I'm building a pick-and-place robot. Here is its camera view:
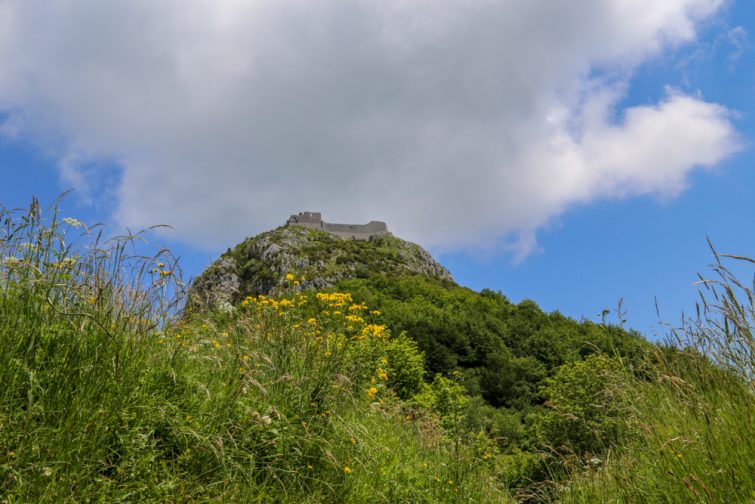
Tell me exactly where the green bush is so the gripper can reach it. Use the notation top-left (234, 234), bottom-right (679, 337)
top-left (531, 354), bottom-right (630, 457)
top-left (381, 332), bottom-right (426, 399)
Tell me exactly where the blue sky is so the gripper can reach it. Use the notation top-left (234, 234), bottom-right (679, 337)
top-left (1, 1), bottom-right (754, 338)
top-left (444, 1), bottom-right (755, 334)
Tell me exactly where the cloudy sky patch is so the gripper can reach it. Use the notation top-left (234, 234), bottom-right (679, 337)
top-left (0, 0), bottom-right (739, 254)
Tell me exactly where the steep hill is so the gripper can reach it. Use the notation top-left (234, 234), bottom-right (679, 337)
top-left (191, 221), bottom-right (649, 448)
top-left (190, 225), bottom-right (454, 308)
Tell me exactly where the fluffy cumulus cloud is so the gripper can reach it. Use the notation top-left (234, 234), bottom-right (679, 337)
top-left (0, 0), bottom-right (740, 254)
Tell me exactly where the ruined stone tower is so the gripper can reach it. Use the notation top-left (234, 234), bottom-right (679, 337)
top-left (286, 212), bottom-right (391, 240)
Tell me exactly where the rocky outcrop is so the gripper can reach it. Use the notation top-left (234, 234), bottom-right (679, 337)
top-left (189, 225), bottom-right (454, 309)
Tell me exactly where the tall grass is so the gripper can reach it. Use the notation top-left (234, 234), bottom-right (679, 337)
top-left (0, 201), bottom-right (506, 502)
top-left (0, 199), bottom-right (186, 500)
top-left (560, 250), bottom-right (755, 503)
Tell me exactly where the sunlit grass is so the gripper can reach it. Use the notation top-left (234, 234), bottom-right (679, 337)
top-left (559, 250), bottom-right (755, 503)
top-left (2, 199), bottom-right (752, 503)
top-left (0, 200), bottom-right (506, 502)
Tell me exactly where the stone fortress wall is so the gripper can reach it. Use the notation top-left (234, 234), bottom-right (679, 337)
top-left (286, 212), bottom-right (391, 240)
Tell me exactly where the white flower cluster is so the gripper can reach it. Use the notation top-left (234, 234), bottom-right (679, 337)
top-left (217, 301), bottom-right (235, 314)
top-left (62, 217), bottom-right (85, 229)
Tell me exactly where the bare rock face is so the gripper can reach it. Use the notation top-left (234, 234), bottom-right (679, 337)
top-left (189, 225), bottom-right (454, 309)
top-left (188, 257), bottom-right (239, 309)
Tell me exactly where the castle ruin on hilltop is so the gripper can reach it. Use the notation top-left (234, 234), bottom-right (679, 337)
top-left (286, 212), bottom-right (391, 241)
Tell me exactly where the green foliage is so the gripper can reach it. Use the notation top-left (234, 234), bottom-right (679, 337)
top-left (531, 354), bottom-right (630, 456)
top-left (4, 200), bottom-right (753, 503)
top-left (0, 202), bottom-right (506, 502)
top-left (208, 224), bottom-right (651, 472)
top-left (463, 397), bottom-right (526, 449)
top-left (381, 332), bottom-right (426, 399)
top-left (337, 274), bottom-right (648, 457)
top-left (411, 374), bottom-right (469, 433)
top-left (559, 253), bottom-right (755, 503)
top-left (480, 351), bottom-right (547, 408)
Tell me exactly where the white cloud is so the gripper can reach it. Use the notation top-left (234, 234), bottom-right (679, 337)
top-left (0, 0), bottom-right (740, 254)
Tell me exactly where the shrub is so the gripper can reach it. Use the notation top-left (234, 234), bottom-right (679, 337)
top-left (532, 354), bottom-right (630, 457)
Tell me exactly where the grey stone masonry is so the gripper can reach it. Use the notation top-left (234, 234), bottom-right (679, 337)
top-left (286, 211), bottom-right (392, 240)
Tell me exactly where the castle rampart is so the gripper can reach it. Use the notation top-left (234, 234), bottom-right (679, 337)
top-left (286, 212), bottom-right (391, 240)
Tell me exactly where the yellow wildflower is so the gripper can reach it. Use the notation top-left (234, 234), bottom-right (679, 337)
top-left (315, 292), bottom-right (353, 307)
top-left (362, 324), bottom-right (386, 338)
top-left (344, 466), bottom-right (352, 474)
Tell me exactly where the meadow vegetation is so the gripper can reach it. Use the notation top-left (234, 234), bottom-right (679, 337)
top-left (0, 200), bottom-right (752, 502)
top-left (0, 201), bottom-right (503, 502)
top-left (559, 250), bottom-right (755, 503)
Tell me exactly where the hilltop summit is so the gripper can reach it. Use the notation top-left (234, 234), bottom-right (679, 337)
top-left (190, 215), bottom-right (453, 309)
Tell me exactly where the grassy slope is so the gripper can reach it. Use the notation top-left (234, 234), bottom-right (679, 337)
top-left (0, 205), bottom-right (505, 502)
top-left (1, 203), bottom-right (753, 503)
top-left (560, 256), bottom-right (755, 503)
top-left (563, 362), bottom-right (754, 503)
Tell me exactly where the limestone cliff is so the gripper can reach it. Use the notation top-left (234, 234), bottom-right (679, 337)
top-left (190, 225), bottom-right (455, 309)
